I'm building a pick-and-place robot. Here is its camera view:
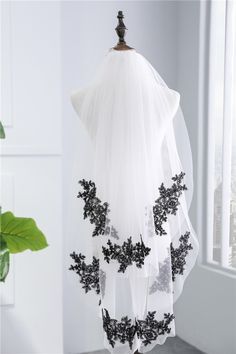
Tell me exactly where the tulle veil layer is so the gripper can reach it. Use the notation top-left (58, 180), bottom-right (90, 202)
top-left (70, 48), bottom-right (199, 354)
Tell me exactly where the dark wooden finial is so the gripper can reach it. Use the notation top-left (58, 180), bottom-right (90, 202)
top-left (113, 11), bottom-right (133, 51)
top-left (116, 11), bottom-right (126, 45)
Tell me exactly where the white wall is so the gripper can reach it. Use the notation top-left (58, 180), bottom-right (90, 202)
top-left (0, 2), bottom-right (63, 353)
top-left (61, 2), bottom-right (179, 353)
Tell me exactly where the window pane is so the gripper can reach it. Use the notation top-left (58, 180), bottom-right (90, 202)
top-left (210, 0), bottom-right (236, 269)
top-left (211, 1), bottom-right (225, 264)
top-left (229, 27), bottom-right (236, 269)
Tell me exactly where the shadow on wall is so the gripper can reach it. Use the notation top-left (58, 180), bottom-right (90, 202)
top-left (1, 307), bottom-right (35, 354)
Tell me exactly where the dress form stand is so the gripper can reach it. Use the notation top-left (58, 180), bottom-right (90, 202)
top-left (113, 11), bottom-right (134, 51)
top-left (114, 10), bottom-right (140, 354)
top-left (70, 10), bottom-right (134, 133)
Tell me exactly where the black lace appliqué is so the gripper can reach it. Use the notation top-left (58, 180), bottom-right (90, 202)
top-left (153, 172), bottom-right (187, 236)
top-left (102, 309), bottom-right (136, 349)
top-left (102, 237), bottom-right (151, 273)
top-left (69, 252), bottom-right (100, 294)
top-left (149, 232), bottom-right (193, 294)
top-left (77, 179), bottom-right (119, 239)
top-left (171, 231), bottom-right (193, 281)
top-left (102, 308), bottom-right (175, 349)
top-left (149, 257), bottom-right (171, 294)
top-left (136, 311), bottom-right (175, 346)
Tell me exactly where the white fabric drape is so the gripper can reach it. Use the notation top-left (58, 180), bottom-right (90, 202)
top-left (70, 49), bottom-right (199, 354)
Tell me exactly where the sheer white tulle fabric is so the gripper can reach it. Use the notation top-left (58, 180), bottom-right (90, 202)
top-left (71, 49), bottom-right (199, 354)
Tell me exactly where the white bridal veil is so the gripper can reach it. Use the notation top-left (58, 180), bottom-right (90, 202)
top-left (70, 48), bottom-right (199, 354)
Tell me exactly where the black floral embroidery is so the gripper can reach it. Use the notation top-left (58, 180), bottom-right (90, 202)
top-left (171, 231), bottom-right (193, 281)
top-left (102, 308), bottom-right (175, 349)
top-left (77, 179), bottom-right (110, 237)
top-left (78, 179), bottom-right (119, 239)
top-left (153, 172), bottom-right (187, 236)
top-left (102, 309), bottom-right (136, 349)
top-left (149, 257), bottom-right (171, 294)
top-left (69, 252), bottom-right (100, 294)
top-left (136, 311), bottom-right (175, 346)
top-left (78, 172), bottom-right (187, 239)
top-left (149, 232), bottom-right (193, 293)
top-left (102, 237), bottom-right (151, 273)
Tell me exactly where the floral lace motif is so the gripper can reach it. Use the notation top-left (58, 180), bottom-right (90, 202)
top-left (69, 252), bottom-right (100, 294)
top-left (102, 308), bottom-right (175, 349)
top-left (102, 309), bottom-right (136, 349)
top-left (99, 269), bottom-right (106, 298)
top-left (149, 232), bottom-right (193, 294)
top-left (171, 231), bottom-right (193, 281)
top-left (153, 172), bottom-right (187, 236)
top-left (102, 237), bottom-right (151, 273)
top-left (78, 179), bottom-right (119, 238)
top-left (136, 311), bottom-right (175, 346)
top-left (149, 257), bottom-right (171, 294)
top-left (78, 172), bottom-right (187, 239)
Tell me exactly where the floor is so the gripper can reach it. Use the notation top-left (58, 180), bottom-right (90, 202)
top-left (83, 336), bottom-right (205, 354)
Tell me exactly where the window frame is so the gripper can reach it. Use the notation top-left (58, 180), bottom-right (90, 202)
top-left (197, 0), bottom-right (236, 277)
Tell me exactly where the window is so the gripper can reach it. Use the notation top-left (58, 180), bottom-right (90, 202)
top-left (203, 0), bottom-right (236, 273)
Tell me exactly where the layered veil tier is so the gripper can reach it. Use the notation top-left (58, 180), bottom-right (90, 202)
top-left (70, 49), bottom-right (199, 354)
